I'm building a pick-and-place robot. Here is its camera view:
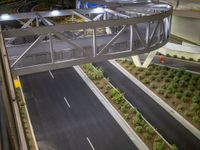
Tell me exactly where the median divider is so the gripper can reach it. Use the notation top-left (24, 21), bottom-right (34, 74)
top-left (74, 65), bottom-right (149, 150)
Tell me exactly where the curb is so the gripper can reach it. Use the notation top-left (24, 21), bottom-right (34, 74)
top-left (109, 59), bottom-right (200, 141)
top-left (74, 66), bottom-right (149, 150)
top-left (17, 76), bottom-right (39, 150)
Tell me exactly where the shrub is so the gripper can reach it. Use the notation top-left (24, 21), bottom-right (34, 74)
top-left (139, 75), bottom-right (145, 80)
top-left (156, 88), bottom-right (165, 95)
top-left (150, 76), bottom-right (156, 81)
top-left (190, 103), bottom-right (200, 112)
top-left (189, 79), bottom-right (197, 86)
top-left (175, 92), bottom-right (182, 99)
top-left (144, 71), bottom-right (151, 76)
top-left (184, 90), bottom-right (193, 97)
top-left (120, 102), bottom-right (130, 113)
top-left (171, 144), bottom-right (178, 150)
top-left (176, 104), bottom-right (185, 111)
top-left (129, 108), bottom-right (137, 114)
top-left (112, 93), bottom-right (124, 104)
top-left (192, 75), bottom-right (199, 81)
top-left (150, 83), bottom-right (157, 89)
top-left (192, 96), bottom-right (200, 104)
top-left (188, 85), bottom-right (195, 91)
top-left (166, 54), bottom-right (170, 57)
top-left (167, 86), bottom-right (176, 94)
top-left (128, 61), bottom-right (133, 65)
top-left (198, 58), bottom-right (200, 62)
top-left (173, 55), bottom-right (177, 58)
top-left (164, 77), bottom-right (171, 83)
top-left (153, 138), bottom-right (165, 150)
top-left (164, 92), bottom-right (170, 98)
top-left (134, 112), bottom-right (142, 126)
top-left (153, 71), bottom-right (159, 75)
top-left (135, 126), bottom-right (143, 133)
top-left (143, 132), bottom-right (152, 140)
top-left (189, 58), bottom-right (194, 61)
top-left (173, 76), bottom-right (180, 83)
top-left (110, 88), bottom-right (120, 97)
top-left (184, 111), bottom-right (192, 117)
top-left (192, 116), bottom-right (200, 124)
top-left (145, 125), bottom-right (154, 134)
top-left (143, 79), bottom-right (150, 84)
top-left (124, 113), bottom-right (130, 120)
top-left (137, 68), bottom-right (144, 72)
top-left (181, 56), bottom-right (185, 60)
top-left (181, 96), bottom-right (189, 103)
top-left (179, 80), bottom-right (187, 87)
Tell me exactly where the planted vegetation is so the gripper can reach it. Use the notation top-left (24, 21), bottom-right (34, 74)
top-left (81, 64), bottom-right (174, 150)
top-left (16, 88), bottom-right (36, 150)
top-left (118, 59), bottom-right (200, 130)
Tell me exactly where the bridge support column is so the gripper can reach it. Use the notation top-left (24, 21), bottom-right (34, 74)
top-left (131, 50), bottom-right (158, 68)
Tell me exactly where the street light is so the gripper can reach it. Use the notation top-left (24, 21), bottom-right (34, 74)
top-left (1, 14), bottom-right (10, 20)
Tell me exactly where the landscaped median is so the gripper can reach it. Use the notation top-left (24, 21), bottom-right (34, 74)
top-left (116, 59), bottom-right (200, 131)
top-left (80, 64), bottom-right (177, 150)
top-left (14, 77), bottom-right (37, 150)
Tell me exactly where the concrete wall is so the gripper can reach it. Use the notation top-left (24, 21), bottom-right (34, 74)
top-left (171, 15), bottom-right (200, 45)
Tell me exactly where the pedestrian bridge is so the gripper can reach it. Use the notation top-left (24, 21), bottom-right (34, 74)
top-left (0, 3), bottom-right (172, 75)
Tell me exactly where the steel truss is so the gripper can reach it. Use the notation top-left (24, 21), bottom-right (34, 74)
top-left (0, 3), bottom-right (172, 75)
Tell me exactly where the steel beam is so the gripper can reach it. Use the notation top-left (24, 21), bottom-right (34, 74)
top-left (97, 25), bottom-right (127, 56)
top-left (11, 35), bottom-right (46, 67)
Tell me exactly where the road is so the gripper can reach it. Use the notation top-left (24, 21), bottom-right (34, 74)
top-left (20, 67), bottom-right (137, 150)
top-left (94, 61), bottom-right (200, 150)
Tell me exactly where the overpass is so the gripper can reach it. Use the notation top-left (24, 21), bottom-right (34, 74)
top-left (0, 3), bottom-right (172, 75)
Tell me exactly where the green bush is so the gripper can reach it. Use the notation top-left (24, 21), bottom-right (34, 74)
top-left (145, 125), bottom-right (154, 134)
top-left (173, 76), bottom-right (180, 83)
top-left (188, 85), bottom-right (195, 91)
top-left (150, 76), bottom-right (156, 81)
top-left (176, 104), bottom-right (185, 111)
top-left (153, 71), bottom-right (159, 75)
top-left (173, 55), bottom-right (177, 58)
top-left (192, 96), bottom-right (200, 104)
top-left (192, 116), bottom-right (200, 124)
top-left (164, 78), bottom-right (171, 83)
top-left (189, 58), bottom-right (194, 61)
top-left (143, 79), bottom-right (150, 84)
top-left (139, 75), bottom-right (145, 80)
top-left (181, 56), bottom-right (185, 60)
top-left (144, 71), bottom-right (151, 76)
top-left (198, 59), bottom-right (200, 62)
top-left (166, 54), bottom-right (170, 57)
top-left (156, 88), bottom-right (165, 95)
top-left (120, 102), bottom-right (130, 113)
top-left (164, 92), bottom-right (170, 98)
top-left (181, 96), bottom-right (189, 103)
top-left (143, 132), bottom-right (152, 140)
top-left (153, 138), bottom-right (165, 150)
top-left (124, 113), bottom-right (130, 120)
top-left (134, 112), bottom-right (143, 126)
top-left (128, 61), bottom-right (133, 65)
top-left (112, 93), bottom-right (124, 104)
top-left (184, 90), bottom-right (193, 97)
top-left (110, 88), bottom-right (120, 97)
top-left (171, 144), bottom-right (178, 150)
top-left (135, 125), bottom-right (143, 133)
top-left (150, 83), bottom-right (157, 89)
top-left (184, 111), bottom-right (192, 117)
top-left (175, 92), bottom-right (182, 99)
top-left (137, 68), bottom-right (144, 72)
top-left (190, 103), bottom-right (200, 112)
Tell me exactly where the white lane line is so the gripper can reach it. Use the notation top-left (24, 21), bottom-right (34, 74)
top-left (86, 137), bottom-right (95, 150)
top-left (49, 70), bottom-right (54, 79)
top-left (64, 97), bottom-right (71, 108)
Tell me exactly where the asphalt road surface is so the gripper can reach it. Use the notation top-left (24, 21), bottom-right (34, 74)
top-left (20, 67), bottom-right (137, 150)
top-left (94, 61), bottom-right (200, 150)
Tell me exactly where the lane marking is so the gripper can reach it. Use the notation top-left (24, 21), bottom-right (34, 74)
top-left (86, 137), bottom-right (95, 150)
top-left (64, 97), bottom-right (71, 108)
top-left (49, 70), bottom-right (54, 79)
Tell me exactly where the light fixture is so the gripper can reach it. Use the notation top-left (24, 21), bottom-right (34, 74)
top-left (1, 14), bottom-right (10, 20)
top-left (51, 10), bottom-right (60, 16)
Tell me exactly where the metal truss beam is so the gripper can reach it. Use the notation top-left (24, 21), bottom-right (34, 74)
top-left (97, 25), bottom-right (127, 56)
top-left (11, 35), bottom-right (46, 67)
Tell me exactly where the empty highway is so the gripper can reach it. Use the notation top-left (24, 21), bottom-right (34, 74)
top-left (20, 67), bottom-right (137, 150)
top-left (94, 61), bottom-right (200, 150)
